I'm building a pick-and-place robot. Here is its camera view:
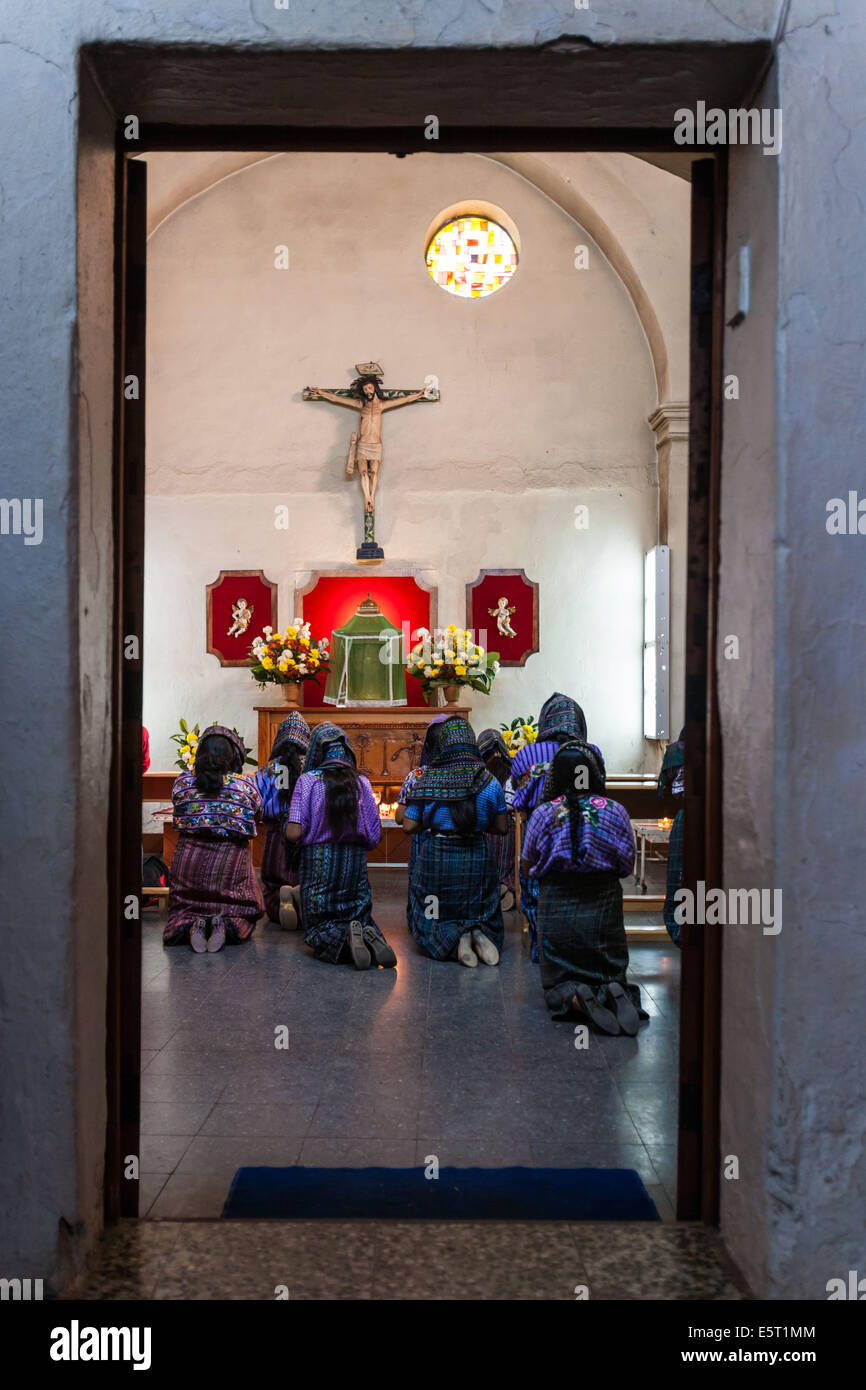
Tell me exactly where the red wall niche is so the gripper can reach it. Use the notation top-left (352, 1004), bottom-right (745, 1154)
top-left (465, 569), bottom-right (539, 667)
top-left (298, 572), bottom-right (437, 707)
top-left (206, 570), bottom-right (279, 667)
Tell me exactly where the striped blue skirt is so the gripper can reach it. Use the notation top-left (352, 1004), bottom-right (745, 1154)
top-left (299, 841), bottom-right (377, 963)
top-left (407, 831), bottom-right (504, 961)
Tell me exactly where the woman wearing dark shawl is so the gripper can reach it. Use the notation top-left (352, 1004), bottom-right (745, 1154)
top-left (403, 719), bottom-right (508, 967)
top-left (394, 712), bottom-right (452, 867)
top-left (477, 727), bottom-right (516, 901)
top-left (521, 740), bottom-right (647, 1034)
top-left (658, 728), bottom-right (685, 948)
top-left (256, 711), bottom-right (310, 929)
top-left (507, 693), bottom-right (588, 961)
top-left (285, 722), bottom-right (393, 970)
top-left (166, 725), bottom-right (263, 953)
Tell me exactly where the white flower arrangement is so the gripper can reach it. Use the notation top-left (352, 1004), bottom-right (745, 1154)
top-left (405, 623), bottom-right (499, 701)
top-left (250, 617), bottom-right (331, 688)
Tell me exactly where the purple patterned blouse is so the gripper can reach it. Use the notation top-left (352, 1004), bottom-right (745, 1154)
top-left (288, 770), bottom-right (382, 848)
top-left (506, 739), bottom-right (561, 813)
top-left (397, 766), bottom-right (424, 805)
top-left (172, 771), bottom-right (262, 840)
top-left (522, 795), bottom-right (635, 879)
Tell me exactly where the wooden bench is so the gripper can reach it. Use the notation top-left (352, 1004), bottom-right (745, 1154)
top-left (142, 885), bottom-right (169, 913)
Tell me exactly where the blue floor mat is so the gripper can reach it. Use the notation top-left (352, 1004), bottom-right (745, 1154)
top-left (222, 1165), bottom-right (660, 1220)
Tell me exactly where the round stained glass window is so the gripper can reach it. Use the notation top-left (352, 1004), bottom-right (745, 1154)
top-left (425, 215), bottom-right (518, 299)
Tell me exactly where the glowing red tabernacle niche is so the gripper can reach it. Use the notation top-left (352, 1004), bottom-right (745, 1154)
top-left (298, 573), bottom-right (437, 707)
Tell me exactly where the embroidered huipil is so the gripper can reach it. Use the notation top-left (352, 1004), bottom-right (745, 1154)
top-left (172, 771), bottom-right (262, 840)
top-left (522, 795), bottom-right (635, 878)
top-left (506, 739), bottom-right (560, 813)
top-left (409, 777), bottom-right (506, 833)
top-left (288, 770), bottom-right (382, 847)
top-left (398, 766), bottom-right (424, 804)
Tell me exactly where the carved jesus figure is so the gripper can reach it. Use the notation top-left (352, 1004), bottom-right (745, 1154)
top-left (305, 364), bottom-right (437, 514)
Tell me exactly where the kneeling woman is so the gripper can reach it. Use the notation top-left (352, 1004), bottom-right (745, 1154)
top-left (403, 718), bottom-right (508, 967)
top-left (285, 722), bottom-right (395, 970)
top-left (508, 692), bottom-right (587, 961)
top-left (257, 711), bottom-right (310, 930)
top-left (521, 741), bottom-right (646, 1033)
top-left (477, 727), bottom-right (516, 905)
top-left (165, 725), bottom-right (263, 953)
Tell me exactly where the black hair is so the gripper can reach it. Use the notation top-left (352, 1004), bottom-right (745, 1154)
top-left (450, 796), bottom-right (477, 836)
top-left (422, 722), bottom-right (443, 763)
top-left (275, 749), bottom-right (304, 814)
top-left (194, 734), bottom-right (242, 795)
top-left (436, 715), bottom-right (482, 834)
top-left (351, 374), bottom-right (385, 401)
top-left (550, 745), bottom-right (606, 863)
top-left (481, 746), bottom-right (510, 786)
top-left (322, 762), bottom-right (362, 840)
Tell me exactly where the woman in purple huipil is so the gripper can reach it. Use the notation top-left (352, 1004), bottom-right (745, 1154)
top-left (285, 722), bottom-right (395, 971)
top-left (507, 692), bottom-right (588, 960)
top-left (521, 740), bottom-right (647, 1036)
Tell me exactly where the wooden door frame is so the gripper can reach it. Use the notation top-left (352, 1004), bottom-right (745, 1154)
top-left (105, 121), bottom-right (725, 1226)
top-left (105, 150), bottom-right (147, 1219)
top-left (677, 156), bottom-right (726, 1224)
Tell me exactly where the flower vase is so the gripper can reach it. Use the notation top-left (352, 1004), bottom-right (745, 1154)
top-left (442, 683), bottom-right (460, 704)
top-left (280, 681), bottom-right (302, 706)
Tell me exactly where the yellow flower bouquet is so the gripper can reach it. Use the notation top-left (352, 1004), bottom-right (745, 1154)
top-left (405, 624), bottom-right (499, 702)
top-left (249, 619), bottom-right (331, 689)
top-left (501, 715), bottom-right (539, 757)
top-left (170, 718), bottom-right (256, 770)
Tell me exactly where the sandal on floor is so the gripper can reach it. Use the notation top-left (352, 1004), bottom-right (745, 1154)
top-left (347, 920), bottom-right (371, 970)
top-left (206, 917), bottom-right (226, 953)
top-left (471, 928), bottom-right (500, 966)
top-left (189, 918), bottom-right (208, 953)
top-left (457, 932), bottom-right (478, 968)
top-left (573, 984), bottom-right (621, 1035)
top-left (278, 885), bottom-right (299, 931)
top-left (362, 925), bottom-right (397, 968)
top-left (606, 982), bottom-right (640, 1036)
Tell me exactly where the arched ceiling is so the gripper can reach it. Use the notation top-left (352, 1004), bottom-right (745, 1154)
top-left (143, 148), bottom-right (692, 404)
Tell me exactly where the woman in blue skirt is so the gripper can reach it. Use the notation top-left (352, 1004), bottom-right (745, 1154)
top-left (402, 719), bottom-right (508, 967)
top-left (286, 722), bottom-right (394, 970)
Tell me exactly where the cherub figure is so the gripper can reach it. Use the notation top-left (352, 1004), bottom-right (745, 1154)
top-left (489, 596), bottom-right (517, 639)
top-left (227, 597), bottom-right (254, 638)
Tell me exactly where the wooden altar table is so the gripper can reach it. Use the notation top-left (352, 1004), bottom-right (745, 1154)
top-left (255, 704), bottom-right (471, 867)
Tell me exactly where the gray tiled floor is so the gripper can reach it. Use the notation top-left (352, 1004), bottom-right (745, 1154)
top-left (65, 1217), bottom-right (743, 1300)
top-left (140, 870), bottom-right (680, 1220)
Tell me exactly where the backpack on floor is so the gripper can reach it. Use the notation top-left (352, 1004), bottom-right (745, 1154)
top-left (142, 853), bottom-right (169, 910)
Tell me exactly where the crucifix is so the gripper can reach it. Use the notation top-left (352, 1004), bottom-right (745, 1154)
top-left (303, 361), bottom-right (440, 562)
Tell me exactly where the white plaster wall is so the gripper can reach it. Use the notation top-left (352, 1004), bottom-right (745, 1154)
top-left (144, 485), bottom-right (654, 776)
top-left (145, 151), bottom-right (658, 495)
top-left (143, 151), bottom-right (664, 773)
